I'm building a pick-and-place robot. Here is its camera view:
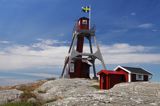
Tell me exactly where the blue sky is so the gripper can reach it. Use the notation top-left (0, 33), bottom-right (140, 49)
top-left (0, 0), bottom-right (160, 85)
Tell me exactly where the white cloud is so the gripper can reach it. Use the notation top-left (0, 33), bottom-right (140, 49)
top-left (0, 39), bottom-right (159, 70)
top-left (103, 53), bottom-right (160, 64)
top-left (32, 39), bottom-right (68, 49)
top-left (138, 23), bottom-right (153, 29)
top-left (100, 43), bottom-right (152, 53)
top-left (0, 39), bottom-right (68, 70)
top-left (110, 29), bottom-right (128, 33)
top-left (152, 29), bottom-right (159, 32)
top-left (0, 40), bottom-right (10, 44)
top-left (84, 43), bottom-right (160, 64)
top-left (130, 12), bottom-right (136, 16)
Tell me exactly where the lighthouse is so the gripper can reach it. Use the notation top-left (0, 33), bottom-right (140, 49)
top-left (61, 16), bottom-right (106, 79)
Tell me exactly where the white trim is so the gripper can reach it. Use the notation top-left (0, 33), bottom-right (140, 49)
top-left (114, 65), bottom-right (131, 74)
top-left (128, 73), bottom-right (131, 82)
top-left (114, 65), bottom-right (131, 82)
top-left (113, 65), bottom-right (120, 71)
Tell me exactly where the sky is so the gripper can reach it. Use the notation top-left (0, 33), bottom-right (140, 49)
top-left (0, 0), bottom-right (160, 85)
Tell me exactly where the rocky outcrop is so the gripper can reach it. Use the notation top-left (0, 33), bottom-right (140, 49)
top-left (0, 89), bottom-right (22, 105)
top-left (34, 79), bottom-right (99, 103)
top-left (0, 80), bottom-right (47, 105)
top-left (107, 82), bottom-right (160, 106)
top-left (34, 79), bottom-right (160, 106)
top-left (0, 78), bottom-right (160, 106)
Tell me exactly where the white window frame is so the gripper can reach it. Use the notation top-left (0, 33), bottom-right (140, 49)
top-left (136, 74), bottom-right (144, 80)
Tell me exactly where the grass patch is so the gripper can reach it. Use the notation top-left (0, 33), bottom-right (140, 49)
top-left (37, 90), bottom-right (46, 94)
top-left (16, 81), bottom-right (47, 101)
top-left (20, 91), bottom-right (36, 101)
top-left (91, 85), bottom-right (100, 89)
top-left (45, 99), bottom-right (58, 103)
top-left (16, 80), bottom-right (47, 92)
top-left (45, 77), bottom-right (56, 81)
top-left (0, 80), bottom-right (53, 106)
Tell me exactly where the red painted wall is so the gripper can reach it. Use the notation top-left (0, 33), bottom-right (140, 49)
top-left (115, 68), bottom-right (129, 82)
top-left (108, 74), bottom-right (126, 89)
top-left (99, 74), bottom-right (107, 89)
top-left (99, 73), bottom-right (126, 90)
top-left (70, 61), bottom-right (90, 78)
top-left (77, 17), bottom-right (89, 31)
top-left (75, 35), bottom-right (84, 77)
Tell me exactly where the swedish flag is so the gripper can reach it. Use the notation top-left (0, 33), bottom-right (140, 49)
top-left (82, 6), bottom-right (91, 13)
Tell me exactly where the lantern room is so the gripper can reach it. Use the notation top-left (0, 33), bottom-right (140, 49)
top-left (77, 17), bottom-right (89, 31)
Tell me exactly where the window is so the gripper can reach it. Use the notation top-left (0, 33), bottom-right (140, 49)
top-left (136, 74), bottom-right (144, 80)
top-left (138, 75), bottom-right (142, 79)
top-left (82, 20), bottom-right (88, 25)
top-left (70, 63), bottom-right (74, 73)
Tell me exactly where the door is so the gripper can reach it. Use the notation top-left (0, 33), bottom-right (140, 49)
top-left (120, 75), bottom-right (126, 82)
top-left (102, 75), bottom-right (106, 89)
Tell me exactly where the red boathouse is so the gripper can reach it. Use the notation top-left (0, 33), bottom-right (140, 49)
top-left (97, 70), bottom-right (127, 90)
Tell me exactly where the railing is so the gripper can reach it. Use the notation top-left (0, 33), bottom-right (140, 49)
top-left (72, 23), bottom-right (96, 33)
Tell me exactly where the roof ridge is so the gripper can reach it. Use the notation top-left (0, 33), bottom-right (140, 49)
top-left (121, 66), bottom-right (152, 75)
top-left (122, 66), bottom-right (141, 68)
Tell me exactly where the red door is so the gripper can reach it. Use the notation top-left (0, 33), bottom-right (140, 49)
top-left (102, 75), bottom-right (106, 89)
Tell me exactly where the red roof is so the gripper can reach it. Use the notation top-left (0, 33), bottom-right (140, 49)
top-left (97, 70), bottom-right (125, 75)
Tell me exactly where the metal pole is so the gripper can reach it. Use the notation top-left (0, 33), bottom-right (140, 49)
top-left (88, 36), bottom-right (97, 79)
top-left (61, 58), bottom-right (68, 77)
top-left (89, 5), bottom-right (91, 30)
top-left (68, 33), bottom-right (76, 53)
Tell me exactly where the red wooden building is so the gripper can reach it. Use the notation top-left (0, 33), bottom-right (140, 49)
top-left (97, 65), bottom-right (152, 90)
top-left (97, 70), bottom-right (126, 89)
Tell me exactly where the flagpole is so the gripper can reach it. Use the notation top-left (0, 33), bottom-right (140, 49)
top-left (89, 5), bottom-right (91, 30)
